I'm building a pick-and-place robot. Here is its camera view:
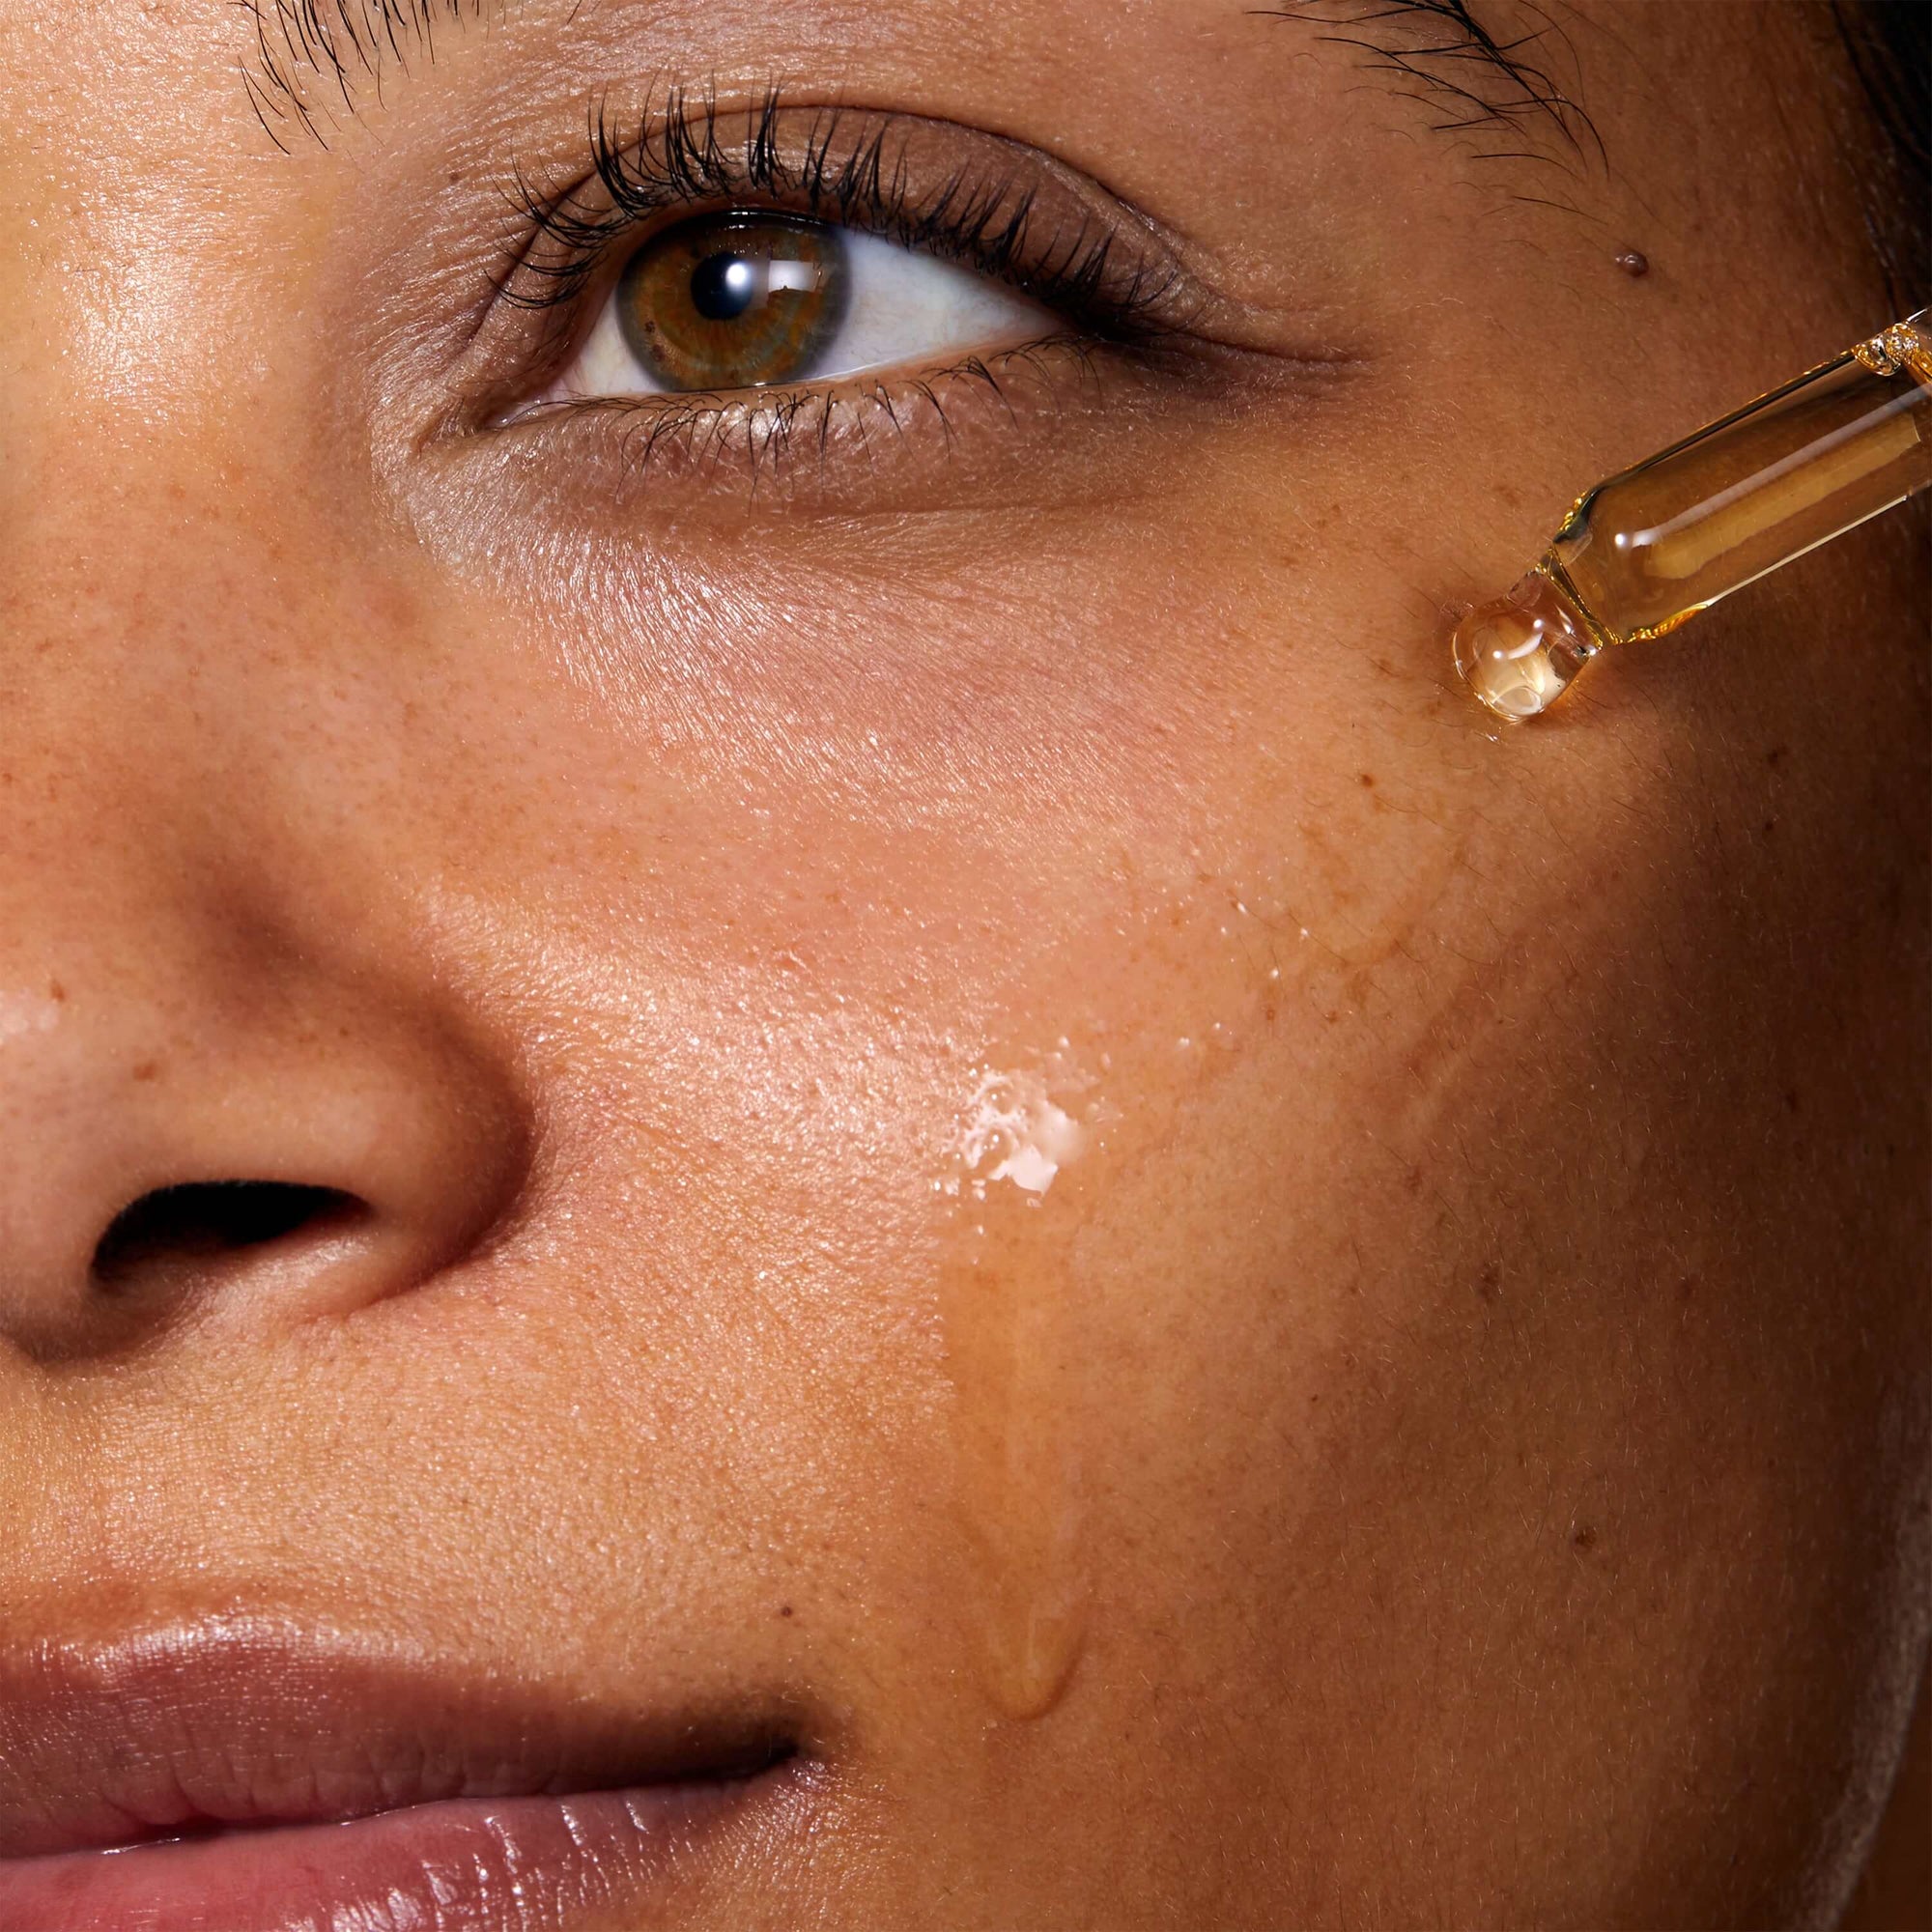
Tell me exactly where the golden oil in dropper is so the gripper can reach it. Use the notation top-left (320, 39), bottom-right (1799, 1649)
top-left (1453, 311), bottom-right (1932, 722)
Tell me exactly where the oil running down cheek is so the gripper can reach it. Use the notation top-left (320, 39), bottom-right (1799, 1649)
top-left (936, 1059), bottom-right (1100, 1721)
top-left (927, 873), bottom-right (1307, 1724)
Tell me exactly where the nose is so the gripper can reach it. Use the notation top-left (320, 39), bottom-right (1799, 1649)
top-left (0, 874), bottom-right (529, 1368)
top-left (0, 352), bottom-right (532, 1371)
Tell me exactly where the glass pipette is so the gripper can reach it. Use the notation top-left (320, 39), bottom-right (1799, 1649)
top-left (1452, 309), bottom-right (1932, 722)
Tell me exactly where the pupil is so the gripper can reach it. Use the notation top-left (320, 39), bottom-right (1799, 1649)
top-left (689, 253), bottom-right (758, 324)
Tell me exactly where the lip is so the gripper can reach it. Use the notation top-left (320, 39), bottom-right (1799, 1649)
top-left (0, 1613), bottom-right (805, 1932)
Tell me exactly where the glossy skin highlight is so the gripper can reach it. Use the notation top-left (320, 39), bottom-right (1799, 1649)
top-left (0, 3), bottom-right (1925, 1928)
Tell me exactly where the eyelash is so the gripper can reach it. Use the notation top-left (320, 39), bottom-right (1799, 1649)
top-left (501, 86), bottom-right (1178, 337)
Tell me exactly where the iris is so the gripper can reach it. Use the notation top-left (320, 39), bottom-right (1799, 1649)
top-left (615, 214), bottom-right (848, 390)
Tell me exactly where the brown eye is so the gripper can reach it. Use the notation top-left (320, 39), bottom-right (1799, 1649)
top-left (552, 211), bottom-right (1049, 408)
top-left (612, 214), bottom-right (849, 392)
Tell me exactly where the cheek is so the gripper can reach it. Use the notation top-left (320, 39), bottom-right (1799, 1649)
top-left (362, 459), bottom-right (1562, 1479)
top-left (231, 420), bottom-right (1885, 1913)
top-left (334, 497), bottom-right (1501, 1637)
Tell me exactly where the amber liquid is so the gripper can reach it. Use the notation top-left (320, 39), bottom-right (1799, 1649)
top-left (1455, 312), bottom-right (1932, 721)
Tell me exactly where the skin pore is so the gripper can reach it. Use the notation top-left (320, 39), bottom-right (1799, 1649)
top-left (0, 0), bottom-right (1926, 1925)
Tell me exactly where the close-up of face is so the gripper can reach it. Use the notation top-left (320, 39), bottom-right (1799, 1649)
top-left (0, 1), bottom-right (1927, 1927)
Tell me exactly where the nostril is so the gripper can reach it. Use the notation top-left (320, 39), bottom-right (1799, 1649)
top-left (91, 1182), bottom-right (368, 1292)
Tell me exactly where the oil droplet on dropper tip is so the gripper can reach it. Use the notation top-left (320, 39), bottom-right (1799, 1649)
top-left (1450, 569), bottom-right (1597, 722)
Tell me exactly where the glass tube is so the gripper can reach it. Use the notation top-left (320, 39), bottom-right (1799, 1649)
top-left (1453, 310), bottom-right (1932, 722)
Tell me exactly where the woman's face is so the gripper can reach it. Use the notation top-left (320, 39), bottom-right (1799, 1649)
top-left (0, 1), bottom-right (1924, 1925)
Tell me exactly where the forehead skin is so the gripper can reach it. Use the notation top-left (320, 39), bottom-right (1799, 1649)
top-left (0, 2), bottom-right (1924, 1927)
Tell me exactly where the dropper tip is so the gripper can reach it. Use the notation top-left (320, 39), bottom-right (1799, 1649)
top-left (1451, 569), bottom-right (1598, 722)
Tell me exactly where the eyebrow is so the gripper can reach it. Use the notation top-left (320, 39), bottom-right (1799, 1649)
top-left (1257, 1), bottom-right (1602, 181)
top-left (241, 0), bottom-right (500, 149)
top-left (243, 0), bottom-right (1599, 179)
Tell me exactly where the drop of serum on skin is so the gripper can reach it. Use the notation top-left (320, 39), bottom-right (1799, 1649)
top-left (937, 1065), bottom-right (1097, 1721)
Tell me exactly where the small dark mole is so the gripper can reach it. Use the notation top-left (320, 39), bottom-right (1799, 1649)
top-left (1571, 1523), bottom-right (1599, 1551)
top-left (131, 1062), bottom-right (159, 1084)
top-left (1677, 1272), bottom-right (1699, 1301)
top-left (1613, 249), bottom-right (1649, 277)
top-left (1766, 744), bottom-right (1787, 768)
top-left (778, 1605), bottom-right (794, 1619)
top-left (1476, 1261), bottom-right (1501, 1304)
top-left (1358, 772), bottom-right (1376, 789)
top-left (1760, 818), bottom-right (1776, 838)
top-left (47, 981), bottom-right (66, 1004)
top-left (1783, 1088), bottom-right (1802, 1113)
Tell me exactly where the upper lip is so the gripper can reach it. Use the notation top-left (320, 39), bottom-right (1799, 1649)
top-left (0, 1612), bottom-right (797, 1860)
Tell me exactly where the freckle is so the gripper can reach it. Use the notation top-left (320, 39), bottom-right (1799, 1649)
top-left (1571, 1523), bottom-right (1599, 1551)
top-left (1765, 744), bottom-right (1787, 769)
top-left (1613, 249), bottom-right (1649, 277)
top-left (1358, 773), bottom-right (1376, 788)
top-left (1476, 1262), bottom-right (1501, 1303)
top-left (47, 981), bottom-right (66, 1004)
top-left (1677, 1272), bottom-right (1699, 1301)
top-left (1783, 1089), bottom-right (1801, 1113)
top-left (131, 1061), bottom-right (159, 1083)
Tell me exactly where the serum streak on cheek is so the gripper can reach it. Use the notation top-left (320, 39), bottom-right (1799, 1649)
top-left (928, 885), bottom-right (1300, 1724)
top-left (922, 737), bottom-right (1488, 1724)
top-left (937, 1065), bottom-right (1099, 1721)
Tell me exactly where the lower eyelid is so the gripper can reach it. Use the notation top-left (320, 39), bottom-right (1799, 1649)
top-left (497, 331), bottom-right (1129, 489)
top-left (423, 329), bottom-right (1351, 560)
